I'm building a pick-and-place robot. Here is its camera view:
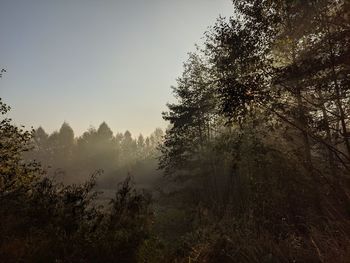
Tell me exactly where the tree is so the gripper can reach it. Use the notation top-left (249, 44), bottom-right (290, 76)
top-left (159, 1), bottom-right (350, 261)
top-left (27, 127), bottom-right (49, 165)
top-left (57, 122), bottom-right (75, 160)
top-left (121, 130), bottom-right (137, 164)
top-left (97, 121), bottom-right (113, 141)
top-left (160, 52), bottom-right (218, 174)
top-left (0, 98), bottom-right (154, 263)
top-left (137, 134), bottom-right (146, 158)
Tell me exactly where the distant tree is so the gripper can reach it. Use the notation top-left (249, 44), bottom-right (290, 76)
top-left (97, 122), bottom-right (113, 141)
top-left (34, 126), bottom-right (49, 144)
top-left (27, 127), bottom-right (49, 164)
top-left (137, 134), bottom-right (146, 158)
top-left (121, 131), bottom-right (137, 163)
top-left (137, 134), bottom-right (145, 149)
top-left (57, 122), bottom-right (74, 159)
top-left (95, 122), bottom-right (116, 173)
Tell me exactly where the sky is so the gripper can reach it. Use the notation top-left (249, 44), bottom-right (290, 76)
top-left (0, 0), bottom-right (233, 137)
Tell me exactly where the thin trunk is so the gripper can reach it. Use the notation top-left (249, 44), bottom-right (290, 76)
top-left (291, 39), bottom-right (313, 170)
top-left (327, 25), bottom-right (350, 156)
top-left (296, 88), bottom-right (313, 170)
top-left (317, 89), bottom-right (338, 177)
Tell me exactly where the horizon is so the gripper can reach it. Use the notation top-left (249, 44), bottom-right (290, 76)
top-left (0, 0), bottom-right (233, 136)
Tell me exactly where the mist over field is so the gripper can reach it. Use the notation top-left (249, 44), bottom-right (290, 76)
top-left (1, 1), bottom-right (350, 262)
top-left (24, 123), bottom-right (164, 188)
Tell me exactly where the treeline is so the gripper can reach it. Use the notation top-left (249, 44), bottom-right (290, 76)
top-left (156, 0), bottom-right (350, 262)
top-left (1, 0), bottom-right (350, 262)
top-left (25, 123), bottom-right (163, 186)
top-left (0, 98), bottom-right (168, 262)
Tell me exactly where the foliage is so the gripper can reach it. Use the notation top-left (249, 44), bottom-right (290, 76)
top-left (2, 0), bottom-right (350, 262)
top-left (0, 98), bottom-right (154, 263)
top-left (159, 0), bottom-right (350, 262)
top-left (25, 122), bottom-right (164, 186)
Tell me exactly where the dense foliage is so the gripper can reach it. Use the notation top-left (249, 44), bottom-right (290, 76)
top-left (158, 0), bottom-right (350, 262)
top-left (0, 98), bottom-right (156, 263)
top-left (1, 0), bottom-right (350, 262)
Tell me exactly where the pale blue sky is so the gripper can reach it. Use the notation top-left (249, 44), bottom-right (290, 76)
top-left (0, 0), bottom-right (233, 136)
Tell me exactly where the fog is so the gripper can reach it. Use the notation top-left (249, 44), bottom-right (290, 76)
top-left (24, 123), bottom-right (164, 188)
top-left (1, 1), bottom-right (350, 262)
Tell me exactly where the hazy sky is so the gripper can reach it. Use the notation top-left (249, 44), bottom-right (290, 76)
top-left (0, 0), bottom-right (233, 136)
